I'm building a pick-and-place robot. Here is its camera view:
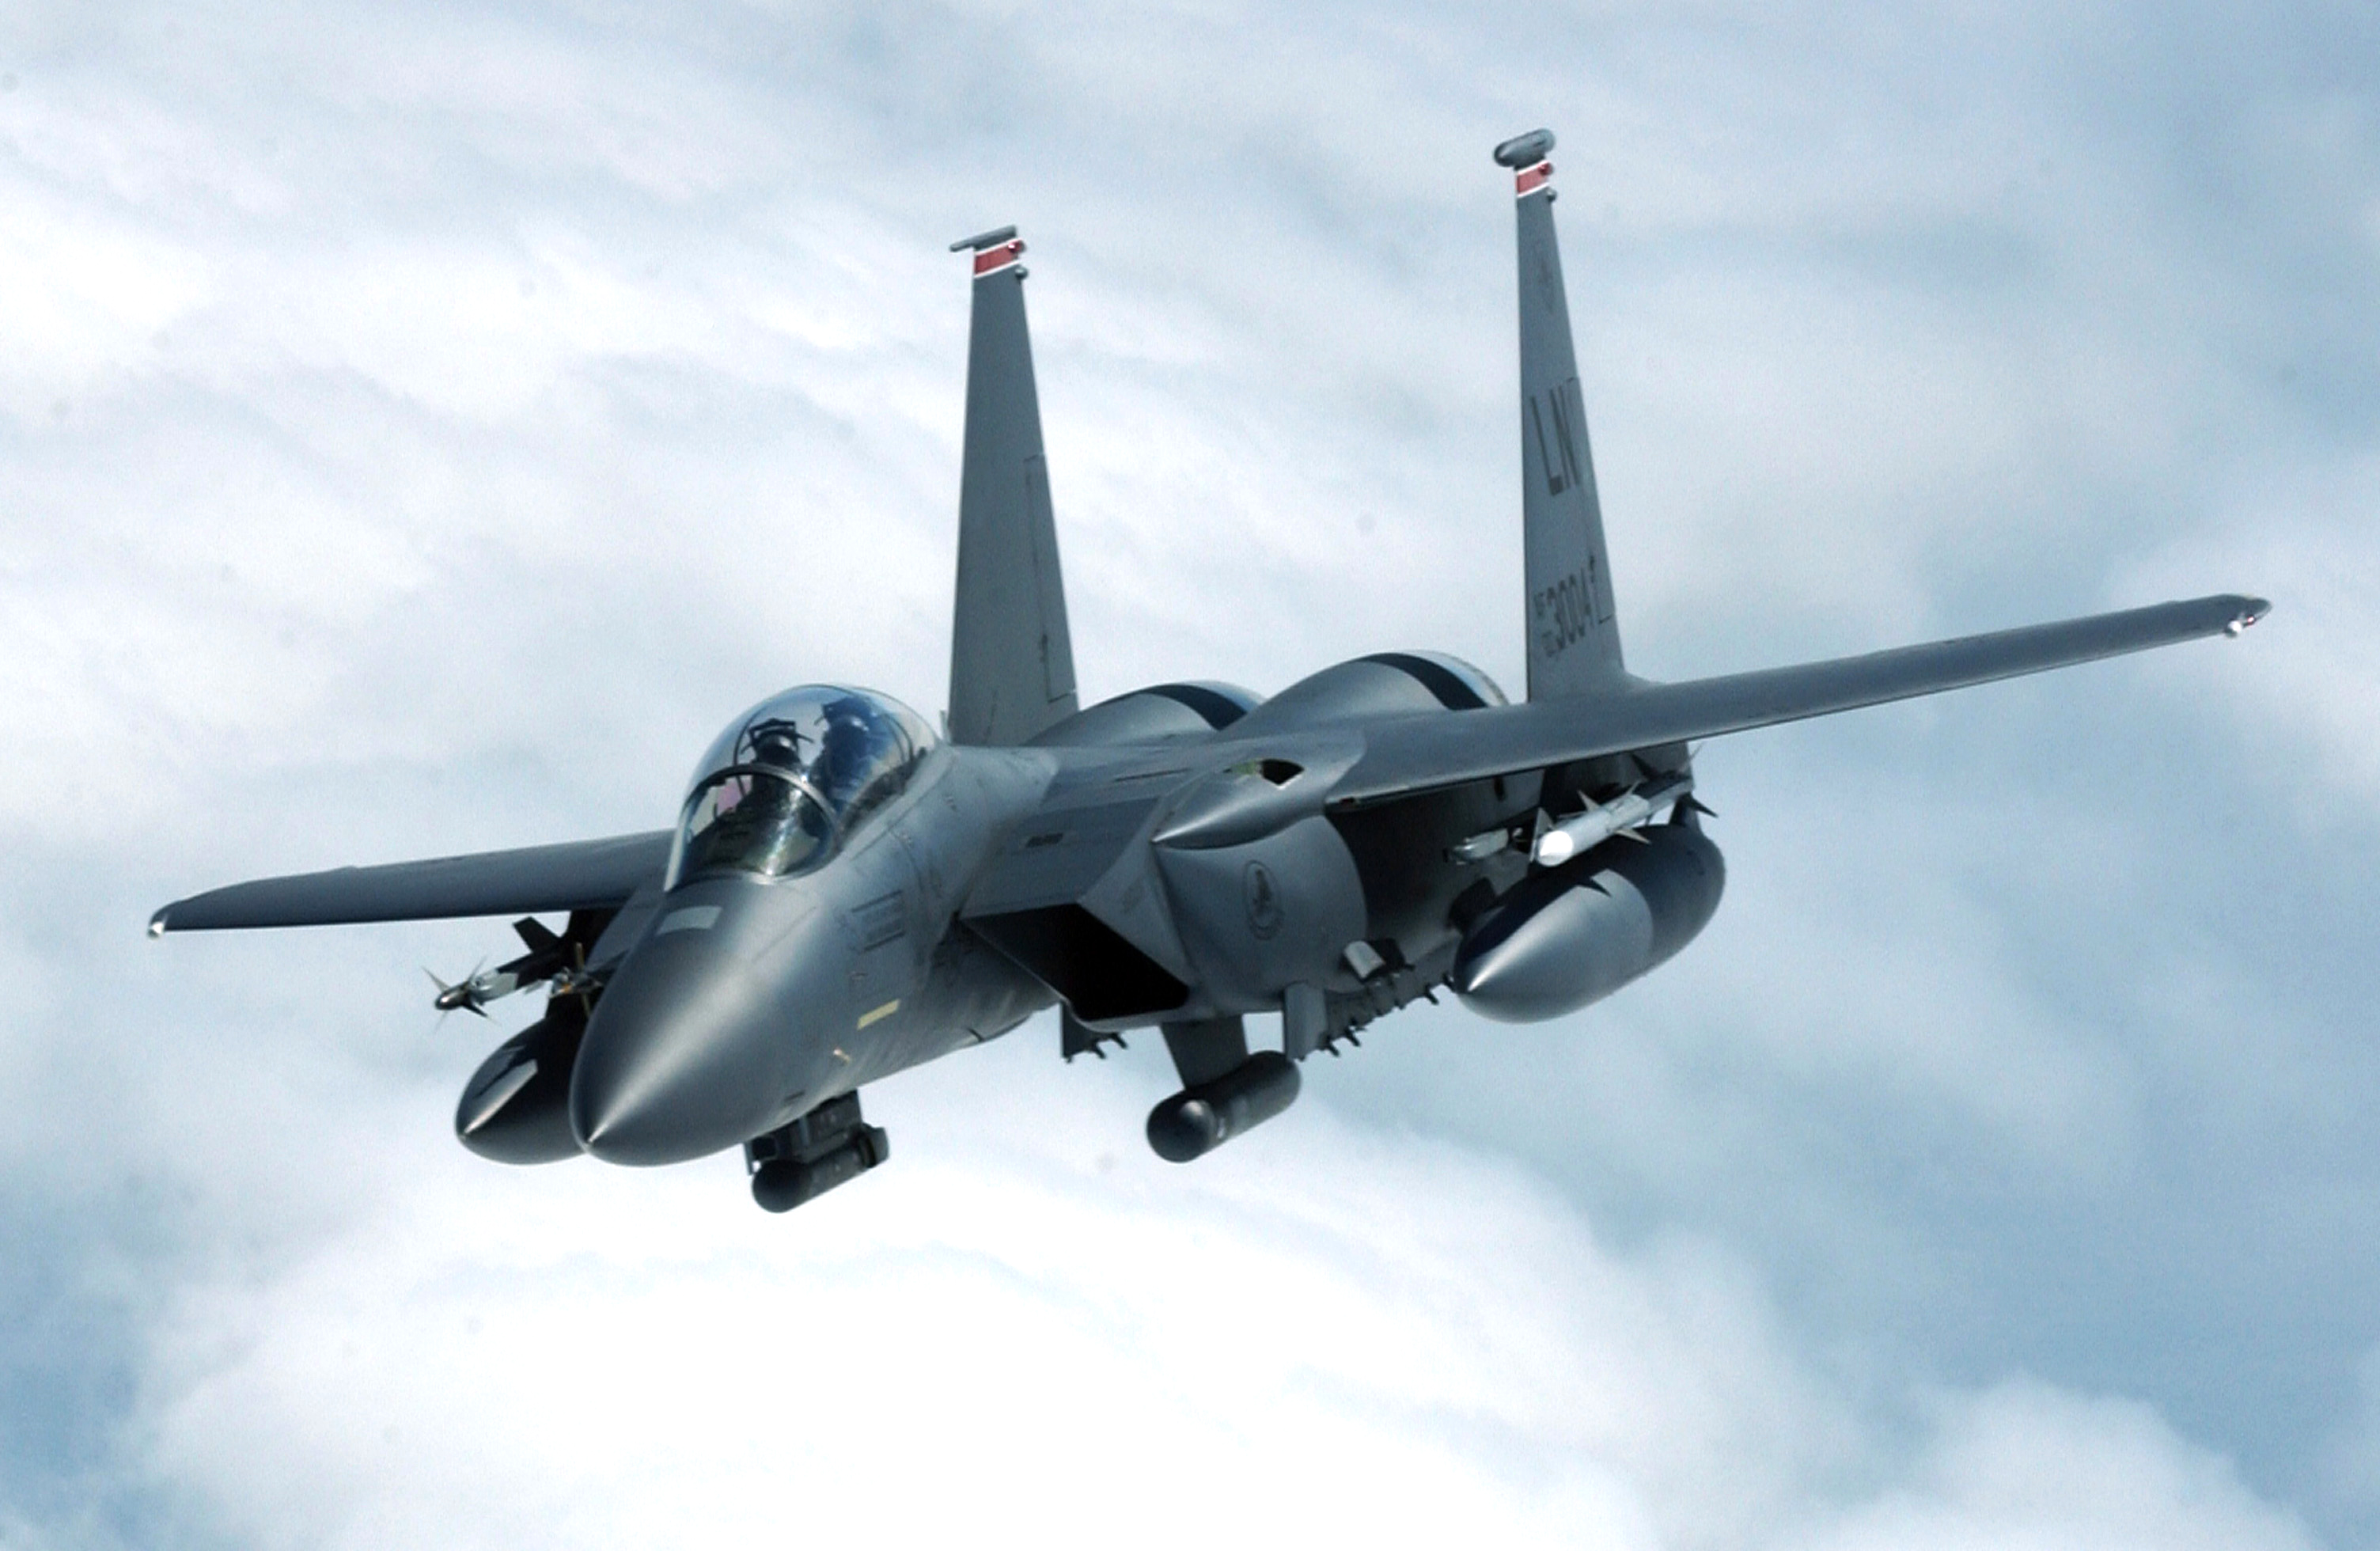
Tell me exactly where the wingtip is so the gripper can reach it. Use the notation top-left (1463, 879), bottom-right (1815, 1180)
top-left (2224, 595), bottom-right (2272, 637)
top-left (147, 908), bottom-right (170, 938)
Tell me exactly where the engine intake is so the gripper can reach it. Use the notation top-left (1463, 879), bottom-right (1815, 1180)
top-left (455, 1014), bottom-right (586, 1165)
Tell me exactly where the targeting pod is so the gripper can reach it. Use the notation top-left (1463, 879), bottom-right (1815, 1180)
top-left (1146, 1051), bottom-right (1302, 1162)
top-left (745, 1094), bottom-right (889, 1213)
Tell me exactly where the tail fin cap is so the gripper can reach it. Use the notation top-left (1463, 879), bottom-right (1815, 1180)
top-left (1493, 128), bottom-right (1556, 168)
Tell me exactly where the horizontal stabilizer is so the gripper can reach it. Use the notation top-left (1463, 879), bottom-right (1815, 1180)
top-left (151, 831), bottom-right (673, 934)
top-left (1328, 594), bottom-right (2268, 807)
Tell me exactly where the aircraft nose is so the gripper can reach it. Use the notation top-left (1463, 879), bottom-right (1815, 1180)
top-left (569, 923), bottom-right (790, 1166)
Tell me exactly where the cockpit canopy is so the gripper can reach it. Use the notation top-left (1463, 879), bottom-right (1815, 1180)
top-left (667, 686), bottom-right (935, 889)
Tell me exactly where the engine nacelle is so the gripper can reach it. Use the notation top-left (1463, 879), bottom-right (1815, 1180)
top-left (1154, 813), bottom-right (1368, 1011)
top-left (1230, 651), bottom-right (1506, 735)
top-left (1029, 681), bottom-right (1261, 746)
top-left (455, 1014), bottom-right (585, 1164)
top-left (1451, 822), bottom-right (1724, 1022)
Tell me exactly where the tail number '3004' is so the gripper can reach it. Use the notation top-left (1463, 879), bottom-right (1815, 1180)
top-left (1535, 567), bottom-right (1594, 658)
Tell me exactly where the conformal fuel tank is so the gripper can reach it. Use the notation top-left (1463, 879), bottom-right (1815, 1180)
top-left (1451, 821), bottom-right (1725, 1023)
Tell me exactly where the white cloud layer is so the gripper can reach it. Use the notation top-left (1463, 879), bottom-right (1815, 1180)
top-left (116, 1045), bottom-right (2314, 1551)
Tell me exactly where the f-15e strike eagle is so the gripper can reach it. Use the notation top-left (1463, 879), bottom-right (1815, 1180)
top-left (153, 131), bottom-right (2266, 1212)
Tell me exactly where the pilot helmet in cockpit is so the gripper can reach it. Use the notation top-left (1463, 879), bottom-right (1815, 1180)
top-left (666, 686), bottom-right (934, 889)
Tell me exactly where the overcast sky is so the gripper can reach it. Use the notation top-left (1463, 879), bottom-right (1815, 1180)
top-left (4, 0), bottom-right (2377, 1546)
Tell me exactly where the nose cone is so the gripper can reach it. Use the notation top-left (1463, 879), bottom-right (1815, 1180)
top-left (570, 918), bottom-right (795, 1166)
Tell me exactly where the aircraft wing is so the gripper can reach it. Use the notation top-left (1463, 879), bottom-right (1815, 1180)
top-left (1328, 593), bottom-right (2267, 807)
top-left (150, 830), bottom-right (673, 934)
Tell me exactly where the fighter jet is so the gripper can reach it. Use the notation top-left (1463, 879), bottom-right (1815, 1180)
top-left (151, 130), bottom-right (2268, 1212)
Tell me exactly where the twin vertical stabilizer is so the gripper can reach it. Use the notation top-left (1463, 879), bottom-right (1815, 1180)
top-left (948, 227), bottom-right (1079, 746)
top-left (1495, 130), bottom-right (1627, 699)
top-left (946, 146), bottom-right (1619, 734)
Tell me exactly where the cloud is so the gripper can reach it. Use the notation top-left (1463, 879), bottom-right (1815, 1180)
top-left (1798, 1380), bottom-right (2319, 1551)
top-left (113, 1044), bottom-right (2306, 1551)
top-left (2325, 1346), bottom-right (2380, 1535)
top-left (2128, 461), bottom-right (2380, 818)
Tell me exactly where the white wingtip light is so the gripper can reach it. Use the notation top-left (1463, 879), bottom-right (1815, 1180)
top-left (2226, 597), bottom-right (2270, 637)
top-left (147, 911), bottom-right (168, 939)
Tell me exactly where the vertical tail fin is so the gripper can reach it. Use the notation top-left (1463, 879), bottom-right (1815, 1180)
top-left (947, 227), bottom-right (1079, 745)
top-left (1496, 130), bottom-right (1625, 698)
